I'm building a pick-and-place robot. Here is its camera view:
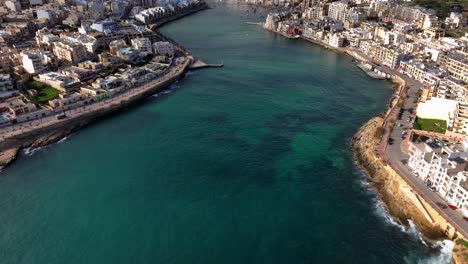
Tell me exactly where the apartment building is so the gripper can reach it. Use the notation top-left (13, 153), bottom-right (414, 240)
top-left (408, 140), bottom-right (468, 215)
top-left (53, 41), bottom-right (87, 64)
top-left (328, 1), bottom-right (349, 23)
top-left (131, 38), bottom-right (153, 53)
top-left (364, 43), bottom-right (405, 69)
top-left (399, 60), bottom-right (446, 86)
top-left (0, 74), bottom-right (14, 92)
top-left (438, 51), bottom-right (468, 83)
top-left (135, 7), bottom-right (166, 24)
top-left (153, 41), bottom-right (174, 56)
top-left (21, 51), bottom-right (44, 74)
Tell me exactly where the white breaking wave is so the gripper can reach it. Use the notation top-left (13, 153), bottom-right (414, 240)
top-left (421, 240), bottom-right (454, 264)
top-left (372, 195), bottom-right (407, 232)
top-left (22, 136), bottom-right (70, 156)
top-left (354, 162), bottom-right (453, 264)
top-left (406, 220), bottom-right (428, 247)
top-left (22, 146), bottom-right (42, 156)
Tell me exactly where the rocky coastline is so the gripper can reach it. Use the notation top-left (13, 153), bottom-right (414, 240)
top-left (0, 56), bottom-right (193, 171)
top-left (0, 6), bottom-right (213, 172)
top-left (352, 117), bottom-right (447, 240)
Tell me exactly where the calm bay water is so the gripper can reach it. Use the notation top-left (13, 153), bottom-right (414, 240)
top-left (0, 3), bottom-right (452, 263)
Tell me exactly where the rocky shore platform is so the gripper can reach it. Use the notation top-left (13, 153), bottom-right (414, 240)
top-left (351, 117), bottom-right (468, 263)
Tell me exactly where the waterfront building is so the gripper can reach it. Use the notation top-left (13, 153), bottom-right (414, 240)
top-left (365, 43), bottom-right (405, 69)
top-left (408, 140), bottom-right (468, 216)
top-left (153, 41), bottom-right (174, 56)
top-left (49, 92), bottom-right (93, 110)
top-left (93, 75), bottom-right (123, 90)
top-left (1, 98), bottom-right (37, 116)
top-left (131, 38), bottom-right (153, 53)
top-left (135, 7), bottom-right (165, 24)
top-left (37, 71), bottom-right (78, 92)
top-left (399, 60), bottom-right (446, 86)
top-left (264, 13), bottom-right (280, 31)
top-left (329, 33), bottom-right (345, 48)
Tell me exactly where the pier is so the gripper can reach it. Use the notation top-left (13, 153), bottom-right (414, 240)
top-left (189, 58), bottom-right (224, 69)
top-left (245, 22), bottom-right (262, 26)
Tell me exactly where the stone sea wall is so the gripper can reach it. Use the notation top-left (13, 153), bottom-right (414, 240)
top-left (352, 117), bottom-right (468, 262)
top-left (0, 58), bottom-right (192, 171)
top-left (352, 117), bottom-right (468, 239)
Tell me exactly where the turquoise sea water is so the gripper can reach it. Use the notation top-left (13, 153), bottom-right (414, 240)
top-left (0, 3), bottom-right (452, 263)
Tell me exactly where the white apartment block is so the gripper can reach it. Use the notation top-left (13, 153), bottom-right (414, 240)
top-left (131, 38), bottom-right (153, 53)
top-left (153, 41), bottom-right (174, 56)
top-left (399, 60), bottom-right (446, 86)
top-left (408, 140), bottom-right (468, 216)
top-left (438, 51), bottom-right (468, 84)
top-left (135, 7), bottom-right (166, 24)
top-left (21, 52), bottom-right (45, 74)
top-left (53, 41), bottom-right (87, 64)
top-left (328, 1), bottom-right (349, 23)
top-left (329, 34), bottom-right (345, 48)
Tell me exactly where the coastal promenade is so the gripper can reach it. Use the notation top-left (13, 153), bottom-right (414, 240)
top-left (264, 26), bottom-right (468, 238)
top-left (353, 48), bottom-right (468, 238)
top-left (0, 57), bottom-right (192, 148)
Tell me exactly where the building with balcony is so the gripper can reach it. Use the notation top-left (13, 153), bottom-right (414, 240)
top-left (53, 41), bottom-right (87, 64)
top-left (21, 51), bottom-right (45, 74)
top-left (408, 140), bottom-right (468, 216)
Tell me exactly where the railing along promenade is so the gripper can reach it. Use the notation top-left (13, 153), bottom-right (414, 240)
top-left (0, 58), bottom-right (192, 144)
top-left (371, 65), bottom-right (468, 239)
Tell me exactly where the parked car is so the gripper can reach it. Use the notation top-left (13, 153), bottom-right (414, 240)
top-left (448, 205), bottom-right (457, 210)
top-left (55, 113), bottom-right (67, 120)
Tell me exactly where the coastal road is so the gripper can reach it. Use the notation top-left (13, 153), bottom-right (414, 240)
top-left (382, 74), bottom-right (468, 237)
top-left (0, 58), bottom-right (191, 142)
top-left (347, 48), bottom-right (468, 237)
